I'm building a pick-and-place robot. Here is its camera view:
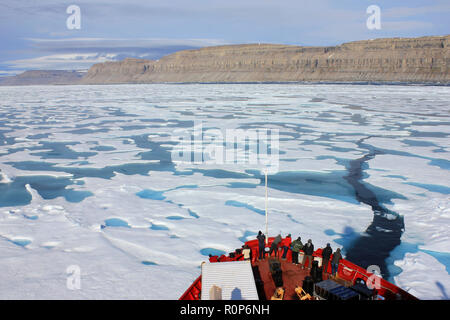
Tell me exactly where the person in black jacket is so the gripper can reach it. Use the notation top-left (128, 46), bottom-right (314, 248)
top-left (302, 239), bottom-right (314, 270)
top-left (322, 243), bottom-right (332, 274)
top-left (257, 231), bottom-right (266, 260)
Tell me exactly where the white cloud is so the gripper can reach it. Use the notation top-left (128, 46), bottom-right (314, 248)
top-left (25, 37), bottom-right (230, 51)
top-left (5, 53), bottom-right (118, 70)
top-left (0, 70), bottom-right (22, 77)
top-left (5, 37), bottom-right (231, 71)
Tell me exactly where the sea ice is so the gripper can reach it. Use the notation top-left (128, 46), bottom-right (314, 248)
top-left (0, 84), bottom-right (448, 299)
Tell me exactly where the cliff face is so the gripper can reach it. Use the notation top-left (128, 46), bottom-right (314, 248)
top-left (82, 35), bottom-right (449, 84)
top-left (0, 70), bottom-right (85, 86)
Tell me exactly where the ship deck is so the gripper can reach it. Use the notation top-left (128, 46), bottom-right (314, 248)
top-left (253, 257), bottom-right (346, 300)
top-left (179, 237), bottom-right (418, 300)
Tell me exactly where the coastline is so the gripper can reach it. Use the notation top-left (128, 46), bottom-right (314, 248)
top-left (1, 81), bottom-right (449, 87)
top-left (1, 35), bottom-right (448, 87)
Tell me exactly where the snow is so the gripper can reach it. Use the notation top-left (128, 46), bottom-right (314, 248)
top-left (394, 251), bottom-right (450, 300)
top-left (0, 83), bottom-right (449, 300)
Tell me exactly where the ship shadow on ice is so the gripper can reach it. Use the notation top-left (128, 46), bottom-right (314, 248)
top-left (324, 227), bottom-right (360, 251)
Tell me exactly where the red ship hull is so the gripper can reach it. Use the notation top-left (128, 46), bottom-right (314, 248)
top-left (180, 237), bottom-right (417, 300)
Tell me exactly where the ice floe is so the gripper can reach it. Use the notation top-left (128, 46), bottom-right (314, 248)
top-left (0, 83), bottom-right (448, 299)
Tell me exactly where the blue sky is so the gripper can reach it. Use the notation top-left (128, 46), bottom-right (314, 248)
top-left (0, 0), bottom-right (449, 76)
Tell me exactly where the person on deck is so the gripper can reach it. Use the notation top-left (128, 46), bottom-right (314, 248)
top-left (322, 243), bottom-right (332, 274)
top-left (269, 234), bottom-right (282, 257)
top-left (290, 237), bottom-right (303, 265)
top-left (281, 234), bottom-right (292, 260)
top-left (302, 239), bottom-right (314, 270)
top-left (242, 244), bottom-right (251, 261)
top-left (257, 231), bottom-right (266, 260)
top-left (331, 248), bottom-right (342, 277)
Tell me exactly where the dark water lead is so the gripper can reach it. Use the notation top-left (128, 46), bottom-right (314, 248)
top-left (343, 148), bottom-right (406, 279)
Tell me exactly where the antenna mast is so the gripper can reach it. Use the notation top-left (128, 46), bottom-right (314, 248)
top-left (265, 169), bottom-right (268, 245)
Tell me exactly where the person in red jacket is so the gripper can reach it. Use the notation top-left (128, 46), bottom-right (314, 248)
top-left (281, 234), bottom-right (292, 260)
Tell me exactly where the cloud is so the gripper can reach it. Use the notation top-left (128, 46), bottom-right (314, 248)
top-left (26, 37), bottom-right (229, 53)
top-left (1, 1), bottom-right (448, 75)
top-left (5, 53), bottom-right (118, 71)
top-left (4, 37), bottom-right (230, 71)
top-left (0, 70), bottom-right (22, 77)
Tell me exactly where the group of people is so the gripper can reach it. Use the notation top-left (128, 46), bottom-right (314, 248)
top-left (256, 231), bottom-right (342, 276)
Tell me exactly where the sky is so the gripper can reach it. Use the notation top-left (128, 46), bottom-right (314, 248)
top-left (0, 0), bottom-right (449, 76)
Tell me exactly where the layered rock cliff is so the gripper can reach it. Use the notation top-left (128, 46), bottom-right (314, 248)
top-left (81, 35), bottom-right (449, 84)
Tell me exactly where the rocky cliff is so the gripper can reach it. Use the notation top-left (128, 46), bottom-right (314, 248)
top-left (0, 70), bottom-right (84, 86)
top-left (81, 35), bottom-right (449, 84)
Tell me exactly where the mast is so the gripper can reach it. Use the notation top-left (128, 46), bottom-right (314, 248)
top-left (265, 169), bottom-right (268, 245)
